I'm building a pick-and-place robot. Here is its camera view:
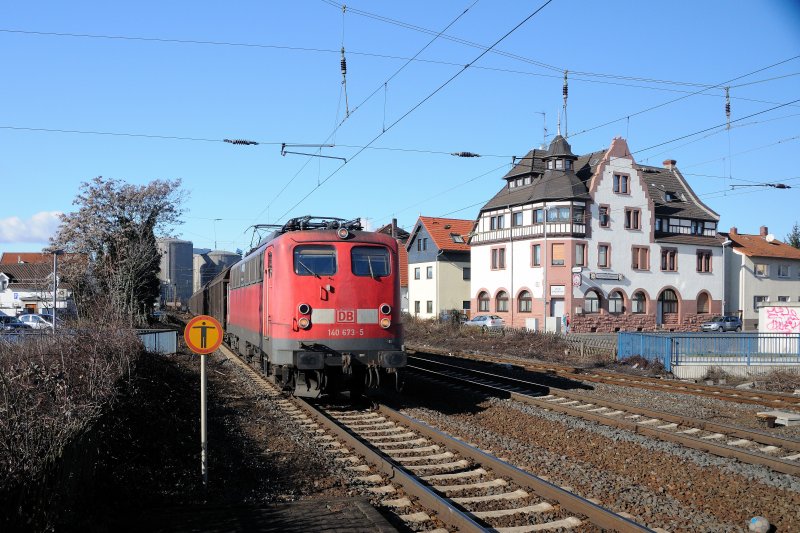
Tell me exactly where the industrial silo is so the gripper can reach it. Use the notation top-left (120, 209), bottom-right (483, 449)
top-left (157, 238), bottom-right (194, 308)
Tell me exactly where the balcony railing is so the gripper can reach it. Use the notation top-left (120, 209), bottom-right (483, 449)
top-left (471, 223), bottom-right (586, 244)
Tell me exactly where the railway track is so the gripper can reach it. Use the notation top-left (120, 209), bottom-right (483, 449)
top-left (218, 345), bottom-right (652, 532)
top-left (406, 354), bottom-right (800, 477)
top-left (406, 344), bottom-right (800, 410)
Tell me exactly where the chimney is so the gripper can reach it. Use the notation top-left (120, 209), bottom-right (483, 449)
top-left (760, 226), bottom-right (768, 237)
top-left (391, 218), bottom-right (398, 239)
top-left (730, 227), bottom-right (738, 235)
top-left (662, 159), bottom-right (677, 169)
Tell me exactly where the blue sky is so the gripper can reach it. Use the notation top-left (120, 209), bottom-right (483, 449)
top-left (2, 0), bottom-right (799, 254)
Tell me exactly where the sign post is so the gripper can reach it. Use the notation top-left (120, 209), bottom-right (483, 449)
top-left (184, 315), bottom-right (223, 486)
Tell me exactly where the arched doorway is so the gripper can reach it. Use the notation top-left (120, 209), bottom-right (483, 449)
top-left (657, 288), bottom-right (679, 326)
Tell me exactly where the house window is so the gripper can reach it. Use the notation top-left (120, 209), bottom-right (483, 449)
top-left (533, 209), bottom-right (544, 224)
top-left (555, 159), bottom-right (563, 170)
top-left (608, 291), bottom-right (624, 314)
top-left (691, 221), bottom-right (704, 235)
top-left (575, 243), bottom-right (586, 267)
top-left (697, 292), bottom-right (710, 313)
top-left (490, 216), bottom-right (505, 230)
top-left (478, 291), bottom-right (490, 312)
top-left (491, 247), bottom-right (506, 270)
top-left (754, 295), bottom-right (769, 310)
top-left (655, 218), bottom-right (663, 232)
top-left (496, 291), bottom-right (509, 312)
top-left (696, 250), bottom-right (712, 273)
top-left (427, 301), bottom-right (433, 313)
top-left (565, 159), bottom-right (572, 170)
top-left (426, 266), bottom-right (433, 279)
top-left (532, 244), bottom-right (541, 266)
top-left (624, 208), bottom-right (641, 230)
top-left (450, 233), bottom-right (465, 244)
top-left (599, 205), bottom-right (610, 228)
top-left (584, 290), bottom-right (600, 313)
top-left (632, 291), bottom-right (646, 314)
top-left (598, 244), bottom-right (610, 268)
top-left (512, 212), bottom-right (523, 227)
top-left (778, 296), bottom-right (790, 302)
top-left (632, 246), bottom-right (649, 270)
top-left (463, 267), bottom-right (471, 280)
top-left (572, 206), bottom-right (585, 224)
top-left (463, 300), bottom-right (471, 310)
top-left (613, 174), bottom-right (630, 194)
top-left (518, 290), bottom-right (532, 312)
top-left (414, 301), bottom-right (420, 314)
top-left (547, 206), bottom-right (571, 222)
top-left (661, 248), bottom-right (677, 272)
top-left (414, 267), bottom-right (420, 280)
top-left (659, 289), bottom-right (678, 314)
top-left (551, 243), bottom-right (565, 266)
top-left (755, 264), bottom-right (768, 277)
top-left (778, 265), bottom-right (790, 278)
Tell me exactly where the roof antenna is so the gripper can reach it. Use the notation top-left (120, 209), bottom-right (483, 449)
top-left (536, 111), bottom-right (547, 149)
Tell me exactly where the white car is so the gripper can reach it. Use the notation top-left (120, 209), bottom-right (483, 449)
top-left (463, 315), bottom-right (504, 330)
top-left (18, 314), bottom-right (54, 330)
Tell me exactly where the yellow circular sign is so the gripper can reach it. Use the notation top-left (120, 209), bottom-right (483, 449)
top-left (184, 315), bottom-right (223, 354)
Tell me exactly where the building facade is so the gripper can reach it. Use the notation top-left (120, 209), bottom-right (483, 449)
top-left (470, 136), bottom-right (722, 332)
top-left (157, 238), bottom-right (193, 308)
top-left (0, 263), bottom-right (73, 317)
top-left (721, 226), bottom-right (800, 330)
top-left (407, 217), bottom-right (472, 319)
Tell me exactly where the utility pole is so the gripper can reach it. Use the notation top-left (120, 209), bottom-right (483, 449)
top-left (51, 249), bottom-right (63, 330)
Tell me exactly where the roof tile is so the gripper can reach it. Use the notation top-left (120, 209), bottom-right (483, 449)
top-left (417, 217), bottom-right (473, 252)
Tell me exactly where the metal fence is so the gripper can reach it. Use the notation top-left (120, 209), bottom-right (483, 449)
top-left (136, 329), bottom-right (178, 354)
top-left (618, 332), bottom-right (800, 371)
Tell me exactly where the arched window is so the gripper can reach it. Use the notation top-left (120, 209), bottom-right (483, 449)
top-left (584, 290), bottom-right (600, 313)
top-left (518, 290), bottom-right (532, 312)
top-left (496, 291), bottom-right (509, 312)
top-left (697, 292), bottom-right (710, 314)
top-left (659, 289), bottom-right (678, 314)
top-left (608, 291), bottom-right (624, 314)
top-left (632, 291), bottom-right (646, 314)
top-left (478, 291), bottom-right (490, 312)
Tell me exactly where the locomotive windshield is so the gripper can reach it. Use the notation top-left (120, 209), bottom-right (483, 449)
top-left (294, 245), bottom-right (336, 276)
top-left (351, 246), bottom-right (390, 278)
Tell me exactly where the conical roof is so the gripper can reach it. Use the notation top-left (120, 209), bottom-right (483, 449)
top-left (545, 134), bottom-right (576, 159)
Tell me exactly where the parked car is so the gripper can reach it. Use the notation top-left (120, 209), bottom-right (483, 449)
top-left (0, 315), bottom-right (30, 331)
top-left (463, 315), bottom-right (504, 330)
top-left (18, 314), bottom-right (55, 330)
top-left (700, 316), bottom-right (742, 332)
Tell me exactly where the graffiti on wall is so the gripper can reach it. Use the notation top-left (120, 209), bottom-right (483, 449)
top-left (764, 306), bottom-right (800, 333)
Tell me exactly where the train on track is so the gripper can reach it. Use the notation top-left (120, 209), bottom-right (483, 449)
top-left (189, 216), bottom-right (406, 394)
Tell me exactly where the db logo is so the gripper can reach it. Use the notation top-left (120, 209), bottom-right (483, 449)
top-left (337, 309), bottom-right (356, 323)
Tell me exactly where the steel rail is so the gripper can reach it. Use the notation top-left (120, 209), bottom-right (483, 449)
top-left (406, 344), bottom-right (800, 409)
top-left (218, 344), bottom-right (650, 531)
top-left (376, 405), bottom-right (652, 533)
top-left (407, 356), bottom-right (800, 477)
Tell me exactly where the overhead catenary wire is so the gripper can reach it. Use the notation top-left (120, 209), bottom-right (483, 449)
top-left (272, 0), bottom-right (556, 224)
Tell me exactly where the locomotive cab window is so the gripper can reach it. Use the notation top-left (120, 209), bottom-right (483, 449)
top-left (351, 246), bottom-right (390, 278)
top-left (294, 245), bottom-right (336, 276)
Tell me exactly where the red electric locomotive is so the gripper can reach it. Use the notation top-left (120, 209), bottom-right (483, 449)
top-left (226, 216), bottom-right (406, 393)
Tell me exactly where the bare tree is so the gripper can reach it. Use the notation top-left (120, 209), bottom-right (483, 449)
top-left (51, 177), bottom-right (186, 323)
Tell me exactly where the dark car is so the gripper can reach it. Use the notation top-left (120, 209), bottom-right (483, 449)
top-left (0, 315), bottom-right (30, 331)
top-left (701, 316), bottom-right (742, 332)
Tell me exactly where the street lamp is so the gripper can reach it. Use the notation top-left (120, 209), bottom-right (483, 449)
top-left (51, 249), bottom-right (64, 331)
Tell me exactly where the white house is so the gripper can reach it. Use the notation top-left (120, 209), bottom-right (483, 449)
top-left (721, 226), bottom-right (800, 329)
top-left (407, 217), bottom-right (473, 319)
top-left (0, 263), bottom-right (72, 317)
top-left (470, 135), bottom-right (723, 332)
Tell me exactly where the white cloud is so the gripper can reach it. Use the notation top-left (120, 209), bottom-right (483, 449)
top-left (0, 211), bottom-right (62, 243)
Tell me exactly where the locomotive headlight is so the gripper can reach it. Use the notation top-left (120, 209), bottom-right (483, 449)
top-left (379, 303), bottom-right (391, 315)
top-left (337, 227), bottom-right (349, 239)
top-left (298, 317), bottom-right (311, 329)
top-left (380, 317), bottom-right (391, 329)
top-left (298, 303), bottom-right (311, 315)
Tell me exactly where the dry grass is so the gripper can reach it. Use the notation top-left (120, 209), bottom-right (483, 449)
top-left (403, 315), bottom-right (603, 365)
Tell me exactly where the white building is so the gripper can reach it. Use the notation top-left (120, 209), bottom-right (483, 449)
top-left (0, 263), bottom-right (72, 317)
top-left (407, 217), bottom-right (473, 319)
top-left (470, 135), bottom-right (723, 332)
top-left (721, 226), bottom-right (800, 329)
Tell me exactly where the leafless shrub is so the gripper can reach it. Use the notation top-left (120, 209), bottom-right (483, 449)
top-left (0, 324), bottom-right (144, 529)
